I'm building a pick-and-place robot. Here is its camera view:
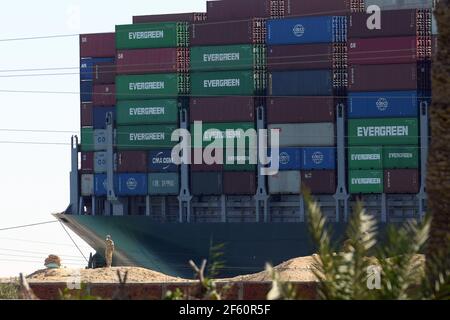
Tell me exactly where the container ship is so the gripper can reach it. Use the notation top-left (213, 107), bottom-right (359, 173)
top-left (56, 0), bottom-right (438, 278)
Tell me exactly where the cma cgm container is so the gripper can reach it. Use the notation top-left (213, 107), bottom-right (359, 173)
top-left (116, 99), bottom-right (179, 125)
top-left (383, 146), bottom-right (419, 169)
top-left (80, 81), bottom-right (93, 103)
top-left (94, 174), bottom-right (107, 196)
top-left (92, 85), bottom-right (115, 107)
top-left (223, 172), bottom-right (257, 195)
top-left (267, 16), bottom-right (347, 45)
top-left (192, 122), bottom-right (256, 148)
top-left (80, 58), bottom-right (114, 81)
top-left (349, 170), bottom-right (384, 194)
top-left (190, 97), bottom-right (255, 123)
top-left (191, 172), bottom-right (223, 195)
top-left (148, 149), bottom-right (178, 172)
top-left (116, 48), bottom-right (185, 75)
top-left (302, 147), bottom-right (336, 170)
top-left (348, 91), bottom-right (419, 119)
top-left (133, 12), bottom-right (206, 24)
top-left (267, 97), bottom-right (335, 124)
top-left (348, 118), bottom-right (419, 146)
top-left (268, 123), bottom-right (335, 147)
top-left (384, 169), bottom-right (420, 194)
top-left (285, 0), bottom-right (353, 17)
top-left (190, 71), bottom-right (264, 96)
top-left (116, 125), bottom-right (178, 150)
top-left (275, 148), bottom-right (302, 171)
top-left (80, 33), bottom-right (115, 58)
top-left (348, 147), bottom-right (383, 170)
top-left (148, 173), bottom-right (179, 195)
top-left (269, 70), bottom-right (334, 96)
top-left (93, 107), bottom-right (115, 129)
top-left (116, 151), bottom-right (148, 173)
top-left (117, 173), bottom-right (148, 196)
top-left (115, 22), bottom-right (189, 49)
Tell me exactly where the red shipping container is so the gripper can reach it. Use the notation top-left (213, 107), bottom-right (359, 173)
top-left (80, 33), bottom-right (115, 58)
top-left (92, 85), bottom-right (115, 107)
top-left (80, 152), bottom-right (94, 173)
top-left (223, 172), bottom-right (257, 195)
top-left (116, 48), bottom-right (180, 75)
top-left (81, 103), bottom-right (93, 127)
top-left (190, 148), bottom-right (224, 172)
top-left (301, 170), bottom-right (336, 194)
top-left (190, 97), bottom-right (255, 123)
top-left (93, 62), bottom-right (116, 85)
top-left (432, 36), bottom-right (438, 59)
top-left (133, 12), bottom-right (206, 24)
top-left (285, 0), bottom-right (352, 17)
top-left (207, 0), bottom-right (272, 22)
top-left (116, 151), bottom-right (148, 173)
top-left (384, 169), bottom-right (419, 194)
top-left (267, 97), bottom-right (335, 124)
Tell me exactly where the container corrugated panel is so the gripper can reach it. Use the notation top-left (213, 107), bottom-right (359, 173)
top-left (383, 146), bottom-right (419, 169)
top-left (207, 0), bottom-right (271, 22)
top-left (190, 148), bottom-right (224, 172)
top-left (269, 70), bottom-right (334, 96)
top-left (116, 125), bottom-right (178, 150)
top-left (81, 103), bottom-right (93, 127)
top-left (190, 71), bottom-right (263, 96)
top-left (133, 12), bottom-right (206, 24)
top-left (223, 172), bottom-right (257, 195)
top-left (116, 74), bottom-right (187, 100)
top-left (80, 58), bottom-right (114, 81)
top-left (384, 169), bottom-right (419, 194)
top-left (224, 148), bottom-right (257, 172)
top-left (148, 173), bottom-right (180, 195)
top-left (93, 62), bottom-right (116, 85)
top-left (285, 0), bottom-right (352, 17)
top-left (115, 22), bottom-right (189, 50)
top-left (80, 81), bottom-right (93, 103)
top-left (81, 128), bottom-right (94, 152)
top-left (301, 170), bottom-right (336, 194)
top-left (116, 99), bottom-right (178, 125)
top-left (92, 85), bottom-right (116, 106)
top-left (269, 171), bottom-right (300, 195)
top-left (94, 152), bottom-right (107, 173)
top-left (302, 147), bottom-right (336, 170)
top-left (116, 151), bottom-right (148, 173)
top-left (275, 147), bottom-right (302, 171)
top-left (192, 122), bottom-right (256, 148)
top-left (191, 172), bottom-right (223, 195)
top-left (348, 118), bottom-right (419, 146)
top-left (267, 16), bottom-right (347, 45)
top-left (81, 174), bottom-right (94, 196)
top-left (93, 130), bottom-right (108, 151)
top-left (93, 107), bottom-right (116, 129)
top-left (117, 173), bottom-right (148, 196)
top-left (348, 91), bottom-right (419, 119)
top-left (190, 97), bottom-right (255, 123)
top-left (94, 174), bottom-right (107, 196)
top-left (80, 33), bottom-right (116, 58)
top-left (81, 152), bottom-right (94, 173)
top-left (348, 147), bottom-right (383, 170)
top-left (364, 0), bottom-right (434, 10)
top-left (268, 123), bottom-right (335, 147)
top-left (267, 97), bottom-right (335, 124)
top-left (349, 170), bottom-right (384, 194)
top-left (148, 149), bottom-right (178, 172)
top-left (116, 48), bottom-right (179, 75)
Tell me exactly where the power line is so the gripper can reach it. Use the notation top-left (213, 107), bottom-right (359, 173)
top-left (0, 247), bottom-right (90, 259)
top-left (0, 221), bottom-right (58, 232)
top-left (0, 33), bottom-right (79, 42)
top-left (0, 236), bottom-right (92, 249)
top-left (0, 129), bottom-right (78, 134)
top-left (58, 221), bottom-right (89, 264)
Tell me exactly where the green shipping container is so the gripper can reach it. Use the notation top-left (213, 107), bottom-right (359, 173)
top-left (81, 128), bottom-right (94, 152)
top-left (116, 99), bottom-right (179, 125)
top-left (148, 173), bottom-right (179, 195)
top-left (116, 22), bottom-right (189, 49)
top-left (190, 45), bottom-right (266, 72)
top-left (224, 148), bottom-right (257, 172)
top-left (190, 71), bottom-right (266, 96)
top-left (348, 118), bottom-right (419, 146)
top-left (116, 74), bottom-right (189, 100)
top-left (348, 147), bottom-right (383, 170)
top-left (349, 170), bottom-right (384, 194)
top-left (192, 122), bottom-right (256, 148)
top-left (116, 125), bottom-right (178, 150)
top-left (383, 146), bottom-right (419, 169)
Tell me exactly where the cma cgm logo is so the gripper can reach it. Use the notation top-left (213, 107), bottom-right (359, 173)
top-left (312, 152), bottom-right (324, 165)
top-left (126, 178), bottom-right (138, 190)
top-left (376, 98), bottom-right (389, 111)
top-left (293, 24), bottom-right (305, 37)
top-left (279, 152), bottom-right (290, 165)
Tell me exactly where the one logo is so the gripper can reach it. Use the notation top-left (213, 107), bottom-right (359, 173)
top-left (376, 98), bottom-right (389, 111)
top-left (312, 152), bottom-right (324, 165)
top-left (279, 152), bottom-right (290, 165)
top-left (293, 24), bottom-right (305, 37)
top-left (126, 178), bottom-right (138, 190)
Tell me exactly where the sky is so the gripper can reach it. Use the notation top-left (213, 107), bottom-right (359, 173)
top-left (0, 0), bottom-right (206, 277)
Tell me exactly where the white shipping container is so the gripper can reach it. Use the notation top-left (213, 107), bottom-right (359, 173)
top-left (81, 174), bottom-right (94, 196)
top-left (268, 123), bottom-right (335, 147)
top-left (94, 152), bottom-right (107, 173)
top-left (269, 171), bottom-right (301, 195)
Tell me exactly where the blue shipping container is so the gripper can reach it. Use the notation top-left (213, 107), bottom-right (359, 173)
top-left (348, 91), bottom-right (419, 119)
top-left (269, 70), bottom-right (333, 96)
top-left (272, 148), bottom-right (302, 171)
top-left (267, 16), bottom-right (347, 45)
top-left (148, 149), bottom-right (178, 172)
top-left (94, 174), bottom-right (107, 196)
top-left (302, 147), bottom-right (336, 170)
top-left (93, 106), bottom-right (116, 129)
top-left (117, 173), bottom-right (148, 196)
top-left (80, 81), bottom-right (93, 102)
top-left (80, 58), bottom-right (115, 81)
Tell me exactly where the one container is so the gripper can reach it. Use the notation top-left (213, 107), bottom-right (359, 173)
top-left (191, 172), bottom-right (223, 195)
top-left (148, 149), bottom-right (178, 172)
top-left (117, 173), bottom-right (148, 196)
top-left (223, 148), bottom-right (257, 172)
top-left (80, 57), bottom-right (114, 81)
top-left (206, 0), bottom-right (272, 22)
top-left (93, 106), bottom-right (116, 129)
top-left (364, 0), bottom-right (434, 10)
top-left (384, 169), bottom-right (420, 194)
top-left (94, 152), bottom-right (107, 173)
top-left (116, 48), bottom-right (180, 74)
top-left (348, 91), bottom-right (419, 119)
top-left (148, 173), bottom-right (180, 195)
top-left (269, 171), bottom-right (301, 195)
top-left (192, 122), bottom-right (256, 148)
top-left (116, 125), bottom-right (178, 150)
top-left (348, 118), bottom-right (419, 146)
top-left (223, 171), bottom-right (257, 195)
top-left (116, 151), bottom-right (148, 173)
top-left (383, 146), bottom-right (419, 169)
top-left (93, 62), bottom-right (116, 85)
top-left (432, 14), bottom-right (438, 35)
top-left (269, 70), bottom-right (334, 96)
top-left (115, 22), bottom-right (189, 50)
top-left (190, 70), bottom-right (261, 96)
top-left (190, 148), bottom-right (224, 172)
top-left (268, 123), bottom-right (335, 147)
top-left (81, 103), bottom-right (93, 127)
top-left (302, 147), bottom-right (336, 170)
top-left (80, 152), bottom-right (94, 173)
top-left (93, 130), bottom-right (108, 151)
top-left (274, 147), bottom-right (302, 171)
top-left (80, 33), bottom-right (115, 58)
top-left (81, 174), bottom-right (94, 196)
top-left (116, 99), bottom-right (178, 125)
top-left (301, 170), bottom-right (336, 194)
top-left (190, 97), bottom-right (255, 123)
top-left (349, 170), bottom-right (384, 194)
top-left (94, 174), bottom-right (107, 196)
top-left (285, 0), bottom-right (352, 17)
top-left (267, 97), bottom-right (335, 124)
top-left (80, 81), bottom-right (93, 103)
top-left (92, 85), bottom-right (116, 107)
top-left (348, 147), bottom-right (383, 170)
top-left (267, 16), bottom-right (347, 45)
top-left (81, 128), bottom-right (94, 152)
top-left (133, 12), bottom-right (206, 24)
top-left (116, 74), bottom-right (187, 100)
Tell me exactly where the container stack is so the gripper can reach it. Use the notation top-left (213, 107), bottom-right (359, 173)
top-left (347, 8), bottom-right (432, 195)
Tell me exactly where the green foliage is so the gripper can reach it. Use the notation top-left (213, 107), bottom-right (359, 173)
top-left (58, 283), bottom-right (101, 300)
top-left (164, 288), bottom-right (185, 300)
top-left (207, 242), bottom-right (226, 279)
top-left (0, 282), bottom-right (20, 299)
top-left (266, 264), bottom-right (298, 300)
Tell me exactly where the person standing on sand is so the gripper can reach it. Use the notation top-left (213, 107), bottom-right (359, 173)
top-left (105, 235), bottom-right (115, 268)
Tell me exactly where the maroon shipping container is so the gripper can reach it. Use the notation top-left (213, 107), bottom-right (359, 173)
top-left (190, 97), bottom-right (255, 123)
top-left (190, 148), bottom-right (224, 172)
top-left (80, 33), bottom-right (115, 58)
top-left (223, 172), bottom-right (257, 195)
top-left (267, 43), bottom-right (338, 71)
top-left (267, 97), bottom-right (335, 124)
top-left (191, 19), bottom-right (266, 46)
top-left (92, 85), bottom-right (116, 107)
top-left (116, 48), bottom-right (182, 75)
top-left (207, 0), bottom-right (272, 22)
top-left (384, 169), bottom-right (419, 194)
top-left (348, 63), bottom-right (419, 92)
top-left (133, 12), bottom-right (206, 24)
top-left (285, 0), bottom-right (352, 17)
top-left (81, 103), bottom-right (93, 127)
top-left (80, 152), bottom-right (94, 173)
top-left (93, 62), bottom-right (116, 85)
top-left (301, 170), bottom-right (336, 194)
top-left (432, 36), bottom-right (438, 59)
top-left (116, 151), bottom-right (148, 173)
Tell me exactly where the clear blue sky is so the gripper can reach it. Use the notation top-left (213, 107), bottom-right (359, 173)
top-left (0, 0), bottom-right (206, 277)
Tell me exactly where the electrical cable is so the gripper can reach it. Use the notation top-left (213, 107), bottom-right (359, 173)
top-left (0, 221), bottom-right (58, 232)
top-left (58, 221), bottom-right (89, 264)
